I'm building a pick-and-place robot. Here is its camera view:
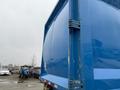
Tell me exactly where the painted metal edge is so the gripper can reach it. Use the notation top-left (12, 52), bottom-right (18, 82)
top-left (41, 74), bottom-right (68, 89)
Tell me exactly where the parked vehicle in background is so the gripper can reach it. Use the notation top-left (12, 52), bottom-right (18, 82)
top-left (10, 69), bottom-right (20, 74)
top-left (19, 65), bottom-right (30, 79)
top-left (40, 0), bottom-right (120, 90)
top-left (32, 67), bottom-right (40, 79)
top-left (8, 65), bottom-right (20, 74)
top-left (0, 69), bottom-right (11, 76)
top-left (19, 65), bottom-right (40, 79)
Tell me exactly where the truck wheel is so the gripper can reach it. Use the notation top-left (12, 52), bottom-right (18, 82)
top-left (43, 84), bottom-right (53, 90)
top-left (43, 84), bottom-right (47, 90)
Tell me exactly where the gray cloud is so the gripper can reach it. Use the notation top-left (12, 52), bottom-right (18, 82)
top-left (0, 0), bottom-right (58, 66)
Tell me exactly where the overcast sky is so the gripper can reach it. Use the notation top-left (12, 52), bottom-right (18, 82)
top-left (0, 0), bottom-right (58, 66)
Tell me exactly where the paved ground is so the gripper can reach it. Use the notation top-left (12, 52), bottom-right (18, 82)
top-left (0, 74), bottom-right (44, 90)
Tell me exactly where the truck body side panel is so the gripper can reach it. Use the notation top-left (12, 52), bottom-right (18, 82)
top-left (41, 0), bottom-right (120, 89)
top-left (42, 2), bottom-right (69, 89)
top-left (43, 3), bottom-right (68, 78)
top-left (80, 0), bottom-right (120, 89)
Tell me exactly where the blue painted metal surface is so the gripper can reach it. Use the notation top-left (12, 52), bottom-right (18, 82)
top-left (68, 0), bottom-right (81, 90)
top-left (42, 74), bottom-right (68, 89)
top-left (20, 67), bottom-right (29, 78)
top-left (41, 0), bottom-right (120, 89)
top-left (43, 2), bottom-right (69, 78)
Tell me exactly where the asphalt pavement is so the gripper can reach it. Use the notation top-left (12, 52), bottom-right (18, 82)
top-left (0, 74), bottom-right (43, 90)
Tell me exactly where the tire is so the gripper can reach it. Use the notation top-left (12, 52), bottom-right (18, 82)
top-left (43, 84), bottom-right (53, 90)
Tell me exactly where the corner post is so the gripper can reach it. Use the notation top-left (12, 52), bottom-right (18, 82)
top-left (68, 0), bottom-right (82, 89)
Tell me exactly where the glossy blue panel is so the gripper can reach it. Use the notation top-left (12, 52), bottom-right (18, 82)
top-left (43, 3), bottom-right (69, 78)
top-left (50, 3), bottom-right (69, 78)
top-left (101, 0), bottom-right (120, 9)
top-left (79, 0), bottom-right (120, 89)
top-left (79, 0), bottom-right (94, 89)
top-left (43, 23), bottom-right (54, 71)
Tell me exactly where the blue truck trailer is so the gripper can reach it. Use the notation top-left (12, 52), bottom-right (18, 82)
top-left (40, 0), bottom-right (120, 90)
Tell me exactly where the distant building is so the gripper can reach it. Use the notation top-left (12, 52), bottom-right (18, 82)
top-left (8, 64), bottom-right (13, 68)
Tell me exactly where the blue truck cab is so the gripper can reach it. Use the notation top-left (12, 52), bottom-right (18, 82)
top-left (40, 0), bottom-right (120, 90)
